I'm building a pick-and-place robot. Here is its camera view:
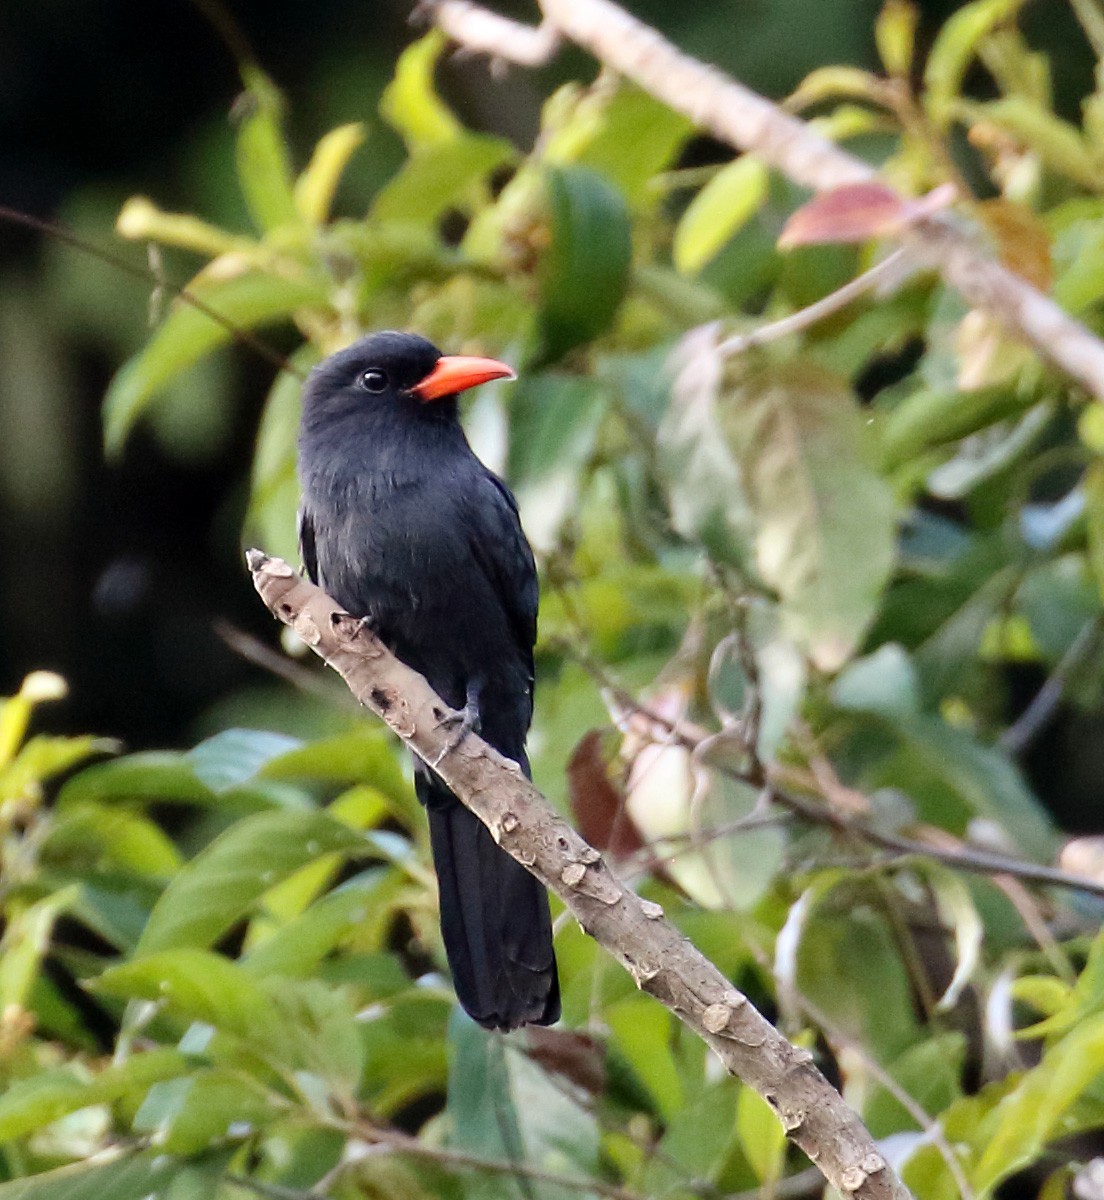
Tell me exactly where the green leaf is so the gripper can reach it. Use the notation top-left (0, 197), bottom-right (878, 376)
top-left (248, 343), bottom-right (321, 565)
top-left (972, 1012), bottom-right (1104, 1192)
top-left (0, 1150), bottom-right (181, 1200)
top-left (44, 802), bottom-right (182, 878)
top-left (0, 889), bottom-right (79, 1011)
top-left (719, 359), bottom-right (897, 671)
top-left (234, 68), bottom-right (299, 232)
top-left (876, 0), bottom-right (919, 76)
top-left (737, 1084), bottom-right (786, 1184)
top-left (262, 728), bottom-right (409, 803)
top-left (831, 643), bottom-right (920, 717)
top-left (537, 166), bottom-right (633, 362)
top-left (135, 809), bottom-right (363, 955)
top-left (1085, 463), bottom-right (1104, 602)
top-left (380, 31), bottom-right (461, 148)
top-left (865, 1033), bottom-right (965, 1137)
top-left (372, 135), bottom-right (516, 228)
top-left (563, 84), bottom-right (693, 207)
top-left (58, 751), bottom-right (215, 808)
top-left (879, 383), bottom-right (1041, 471)
top-left (241, 871), bottom-right (389, 978)
top-left (887, 713), bottom-right (1055, 857)
top-left (294, 122), bottom-right (367, 224)
top-left (657, 325), bottom-right (753, 567)
top-left (640, 1080), bottom-right (739, 1194)
top-left (135, 1068), bottom-right (279, 1155)
top-left (96, 948), bottom-right (281, 1040)
top-left (0, 1049), bottom-right (188, 1142)
top-left (447, 1013), bottom-right (601, 1198)
top-left (673, 156), bottom-right (770, 275)
top-left (959, 97), bottom-right (1104, 190)
top-left (103, 272), bottom-right (329, 456)
top-left (186, 728), bottom-right (303, 792)
top-left (923, 0), bottom-right (1028, 129)
top-left (0, 735), bottom-right (114, 803)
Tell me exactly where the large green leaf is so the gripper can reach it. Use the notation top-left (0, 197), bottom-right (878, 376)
top-left (0, 1049), bottom-right (188, 1142)
top-left (446, 1013), bottom-right (601, 1199)
top-left (537, 166), bottom-right (632, 362)
top-left (96, 948), bottom-right (281, 1041)
top-left (134, 1068), bottom-right (279, 1156)
top-left (0, 1151), bottom-right (181, 1200)
top-left (556, 84), bottom-right (693, 207)
top-left (135, 809), bottom-right (363, 955)
top-left (719, 359), bottom-right (896, 671)
top-left (890, 713), bottom-right (1055, 858)
top-left (103, 272), bottom-right (329, 455)
top-left (372, 135), bottom-right (516, 228)
top-left (972, 1012), bottom-right (1104, 1192)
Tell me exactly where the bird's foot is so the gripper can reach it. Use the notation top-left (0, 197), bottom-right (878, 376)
top-left (431, 685), bottom-right (482, 768)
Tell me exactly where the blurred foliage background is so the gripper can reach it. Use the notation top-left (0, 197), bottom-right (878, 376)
top-left (8, 0), bottom-right (1104, 1198)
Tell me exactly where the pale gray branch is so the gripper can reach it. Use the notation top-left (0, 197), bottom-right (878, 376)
top-left (247, 550), bottom-right (913, 1200)
top-left (424, 0), bottom-right (1104, 401)
top-left (419, 0), bottom-right (561, 66)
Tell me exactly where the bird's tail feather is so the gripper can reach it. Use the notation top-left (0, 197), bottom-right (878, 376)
top-left (420, 774), bottom-right (559, 1031)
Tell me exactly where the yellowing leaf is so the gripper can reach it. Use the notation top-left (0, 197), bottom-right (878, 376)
top-left (380, 31), bottom-right (461, 149)
top-left (673, 155), bottom-right (769, 275)
top-left (924, 0), bottom-right (1028, 129)
top-left (234, 68), bottom-right (299, 232)
top-left (116, 197), bottom-right (246, 258)
top-left (876, 0), bottom-right (919, 77)
top-left (293, 123), bottom-right (367, 224)
top-left (975, 198), bottom-right (1052, 289)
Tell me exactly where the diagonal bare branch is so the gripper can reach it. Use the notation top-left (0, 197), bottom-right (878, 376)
top-left (247, 549), bottom-right (913, 1200)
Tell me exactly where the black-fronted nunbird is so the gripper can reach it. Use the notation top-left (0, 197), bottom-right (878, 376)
top-left (297, 330), bottom-right (559, 1030)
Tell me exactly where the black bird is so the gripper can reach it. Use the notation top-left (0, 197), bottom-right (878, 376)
top-left (297, 330), bottom-right (560, 1030)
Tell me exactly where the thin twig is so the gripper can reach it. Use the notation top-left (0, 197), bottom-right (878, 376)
top-left (1000, 616), bottom-right (1103, 755)
top-left (0, 206), bottom-right (300, 380)
top-left (214, 619), bottom-right (359, 707)
top-left (351, 1123), bottom-right (643, 1200)
top-left (568, 644), bottom-right (1104, 903)
top-left (717, 250), bottom-right (912, 357)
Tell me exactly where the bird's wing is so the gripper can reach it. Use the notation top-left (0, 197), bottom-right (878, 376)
top-left (468, 470), bottom-right (538, 673)
top-left (298, 506), bottom-right (319, 584)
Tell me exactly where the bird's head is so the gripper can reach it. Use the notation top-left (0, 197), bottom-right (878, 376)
top-left (300, 331), bottom-right (516, 437)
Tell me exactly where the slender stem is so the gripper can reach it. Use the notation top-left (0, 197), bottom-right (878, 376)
top-left (717, 250), bottom-right (911, 357)
top-left (0, 206), bottom-right (301, 379)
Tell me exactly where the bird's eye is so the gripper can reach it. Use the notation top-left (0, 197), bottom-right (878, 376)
top-left (358, 369), bottom-right (388, 393)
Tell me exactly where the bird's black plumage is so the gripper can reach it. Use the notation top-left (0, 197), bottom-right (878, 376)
top-left (297, 331), bottom-right (559, 1030)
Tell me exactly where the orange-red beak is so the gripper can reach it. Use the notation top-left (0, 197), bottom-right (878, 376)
top-left (410, 355), bottom-right (517, 402)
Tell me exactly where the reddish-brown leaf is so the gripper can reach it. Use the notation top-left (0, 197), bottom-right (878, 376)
top-left (778, 181), bottom-right (955, 248)
top-left (524, 1026), bottom-right (608, 1096)
top-left (567, 729), bottom-right (645, 861)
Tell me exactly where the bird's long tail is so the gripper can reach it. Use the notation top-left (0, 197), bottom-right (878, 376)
top-left (418, 771), bottom-right (560, 1030)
